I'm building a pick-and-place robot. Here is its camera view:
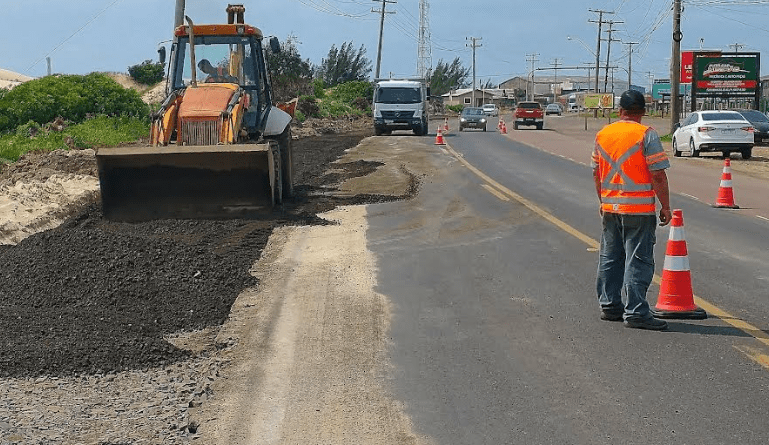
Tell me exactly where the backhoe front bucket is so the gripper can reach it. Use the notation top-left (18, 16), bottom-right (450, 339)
top-left (96, 142), bottom-right (281, 221)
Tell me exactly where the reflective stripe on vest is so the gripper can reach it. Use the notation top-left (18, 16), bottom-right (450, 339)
top-left (595, 122), bottom-right (656, 215)
top-left (595, 144), bottom-right (654, 192)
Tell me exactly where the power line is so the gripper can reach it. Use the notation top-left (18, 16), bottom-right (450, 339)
top-left (26, 0), bottom-right (124, 74)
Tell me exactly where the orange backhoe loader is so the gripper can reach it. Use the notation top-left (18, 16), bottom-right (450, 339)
top-left (96, 4), bottom-right (294, 221)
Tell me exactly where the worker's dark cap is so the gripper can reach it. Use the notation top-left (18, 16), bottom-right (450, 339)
top-left (619, 89), bottom-right (646, 111)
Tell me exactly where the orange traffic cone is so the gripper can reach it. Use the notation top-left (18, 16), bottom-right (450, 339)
top-left (497, 119), bottom-right (503, 130)
top-left (434, 127), bottom-right (446, 145)
top-left (443, 118), bottom-right (450, 132)
top-left (713, 158), bottom-right (739, 209)
top-left (651, 209), bottom-right (707, 319)
top-left (500, 120), bottom-right (507, 134)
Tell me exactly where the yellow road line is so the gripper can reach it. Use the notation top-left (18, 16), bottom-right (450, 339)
top-left (444, 144), bottom-right (598, 249)
top-left (444, 141), bottom-right (769, 366)
top-left (481, 184), bottom-right (510, 201)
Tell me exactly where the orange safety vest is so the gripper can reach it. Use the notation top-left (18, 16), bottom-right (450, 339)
top-left (594, 121), bottom-right (658, 215)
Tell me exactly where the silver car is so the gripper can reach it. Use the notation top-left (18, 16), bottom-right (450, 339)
top-left (672, 110), bottom-right (754, 159)
top-left (545, 103), bottom-right (562, 116)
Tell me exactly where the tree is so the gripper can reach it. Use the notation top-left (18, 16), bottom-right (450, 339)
top-left (128, 60), bottom-right (165, 85)
top-left (428, 57), bottom-right (471, 96)
top-left (315, 41), bottom-right (372, 87)
top-left (264, 34), bottom-right (314, 103)
top-left (480, 79), bottom-right (496, 89)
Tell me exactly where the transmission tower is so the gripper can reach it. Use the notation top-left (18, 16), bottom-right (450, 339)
top-left (417, 0), bottom-right (432, 79)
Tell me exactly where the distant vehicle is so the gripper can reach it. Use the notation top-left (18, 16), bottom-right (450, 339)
top-left (459, 107), bottom-right (487, 131)
top-left (567, 94), bottom-right (577, 111)
top-left (513, 101), bottom-right (544, 130)
top-left (672, 110), bottom-right (754, 159)
top-left (545, 103), bottom-right (562, 116)
top-left (373, 78), bottom-right (430, 136)
top-left (481, 103), bottom-right (499, 116)
top-left (734, 109), bottom-right (769, 146)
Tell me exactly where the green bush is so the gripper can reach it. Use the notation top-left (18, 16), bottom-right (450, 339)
top-left (0, 74), bottom-right (149, 133)
top-left (128, 60), bottom-right (165, 85)
top-left (294, 110), bottom-right (306, 123)
top-left (446, 104), bottom-right (464, 113)
top-left (318, 100), bottom-right (365, 118)
top-left (328, 80), bottom-right (373, 104)
top-left (312, 79), bottom-right (326, 99)
top-left (0, 115), bottom-right (149, 162)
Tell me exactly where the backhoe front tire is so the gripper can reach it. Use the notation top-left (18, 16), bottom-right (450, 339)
top-left (267, 126), bottom-right (293, 199)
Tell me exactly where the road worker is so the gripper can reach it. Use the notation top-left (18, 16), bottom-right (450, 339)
top-left (592, 89), bottom-right (672, 330)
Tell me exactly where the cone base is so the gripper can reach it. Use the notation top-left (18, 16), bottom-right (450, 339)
top-left (712, 204), bottom-right (739, 209)
top-left (651, 307), bottom-right (707, 320)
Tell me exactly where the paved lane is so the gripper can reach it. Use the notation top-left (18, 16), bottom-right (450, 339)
top-left (367, 126), bottom-right (769, 444)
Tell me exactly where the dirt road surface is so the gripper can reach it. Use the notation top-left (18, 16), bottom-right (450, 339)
top-left (0, 120), bottom-right (434, 443)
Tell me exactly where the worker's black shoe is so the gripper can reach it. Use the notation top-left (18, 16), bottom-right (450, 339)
top-left (624, 316), bottom-right (668, 331)
top-left (600, 310), bottom-right (623, 321)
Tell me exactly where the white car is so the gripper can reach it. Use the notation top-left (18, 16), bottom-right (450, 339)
top-left (671, 110), bottom-right (754, 159)
top-left (481, 103), bottom-right (499, 117)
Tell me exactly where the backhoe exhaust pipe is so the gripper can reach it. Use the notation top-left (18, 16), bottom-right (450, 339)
top-left (226, 4), bottom-right (245, 24)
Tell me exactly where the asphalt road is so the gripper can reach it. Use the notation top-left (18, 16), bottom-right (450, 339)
top-left (367, 122), bottom-right (769, 444)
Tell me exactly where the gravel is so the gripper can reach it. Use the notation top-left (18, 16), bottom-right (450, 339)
top-left (0, 125), bottom-right (417, 443)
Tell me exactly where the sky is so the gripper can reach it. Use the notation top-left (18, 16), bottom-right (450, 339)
top-left (3, 0), bottom-right (769, 92)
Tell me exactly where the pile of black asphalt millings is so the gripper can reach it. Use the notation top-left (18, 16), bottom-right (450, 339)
top-left (0, 130), bottom-right (421, 378)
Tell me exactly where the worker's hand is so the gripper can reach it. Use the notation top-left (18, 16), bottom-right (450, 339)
top-left (659, 208), bottom-right (672, 226)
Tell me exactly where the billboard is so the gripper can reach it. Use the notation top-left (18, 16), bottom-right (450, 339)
top-left (584, 93), bottom-right (614, 109)
top-left (681, 50), bottom-right (721, 83)
top-left (692, 53), bottom-right (759, 97)
top-left (651, 81), bottom-right (690, 101)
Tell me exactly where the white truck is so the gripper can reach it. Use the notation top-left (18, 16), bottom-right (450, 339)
top-left (372, 78), bottom-right (430, 136)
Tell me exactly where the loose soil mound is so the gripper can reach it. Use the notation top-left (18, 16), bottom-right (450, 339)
top-left (0, 128), bottom-right (417, 378)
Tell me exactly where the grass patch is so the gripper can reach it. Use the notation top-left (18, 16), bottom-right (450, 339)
top-left (0, 115), bottom-right (149, 163)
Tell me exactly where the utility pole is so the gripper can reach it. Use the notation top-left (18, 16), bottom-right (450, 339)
top-left (602, 21), bottom-right (623, 94)
top-left (373, 0), bottom-right (397, 79)
top-left (671, 0), bottom-right (682, 133)
top-left (551, 58), bottom-right (562, 103)
top-left (467, 36), bottom-right (482, 106)
top-left (417, 0), bottom-right (432, 79)
top-left (647, 71), bottom-right (655, 95)
top-left (589, 9), bottom-right (612, 93)
top-left (174, 0), bottom-right (185, 28)
top-left (526, 53), bottom-right (539, 101)
top-left (625, 41), bottom-right (639, 90)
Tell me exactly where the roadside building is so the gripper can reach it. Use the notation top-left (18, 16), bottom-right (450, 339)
top-left (442, 88), bottom-right (500, 108)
